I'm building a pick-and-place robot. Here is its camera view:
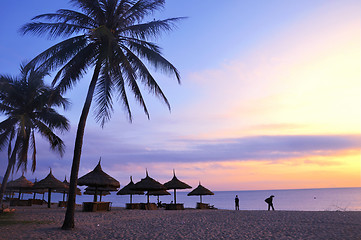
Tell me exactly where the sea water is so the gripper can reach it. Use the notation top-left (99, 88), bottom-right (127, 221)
top-left (22, 187), bottom-right (361, 211)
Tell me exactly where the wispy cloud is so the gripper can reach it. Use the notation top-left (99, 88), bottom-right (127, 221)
top-left (68, 133), bottom-right (361, 164)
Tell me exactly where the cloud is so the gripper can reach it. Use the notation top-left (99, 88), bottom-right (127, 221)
top-left (140, 134), bottom-right (360, 163)
top-left (63, 133), bottom-right (361, 165)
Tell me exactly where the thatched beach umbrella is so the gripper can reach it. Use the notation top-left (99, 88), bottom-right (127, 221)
top-left (148, 189), bottom-right (171, 204)
top-left (31, 179), bottom-right (46, 200)
top-left (55, 177), bottom-right (81, 202)
top-left (33, 170), bottom-right (68, 208)
top-left (164, 170), bottom-right (191, 204)
top-left (77, 160), bottom-right (120, 202)
top-left (6, 174), bottom-right (34, 199)
top-left (117, 176), bottom-right (144, 204)
top-left (187, 182), bottom-right (214, 203)
top-left (84, 186), bottom-right (115, 201)
top-left (132, 170), bottom-right (166, 204)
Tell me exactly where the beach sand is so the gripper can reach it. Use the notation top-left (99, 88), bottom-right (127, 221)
top-left (1, 206), bottom-right (361, 240)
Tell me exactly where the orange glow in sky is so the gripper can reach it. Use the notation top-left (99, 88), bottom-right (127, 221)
top-left (0, 0), bottom-right (360, 191)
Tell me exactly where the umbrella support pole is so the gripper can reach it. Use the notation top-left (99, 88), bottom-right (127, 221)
top-left (174, 189), bottom-right (177, 204)
top-left (93, 187), bottom-right (98, 202)
top-left (48, 189), bottom-right (51, 208)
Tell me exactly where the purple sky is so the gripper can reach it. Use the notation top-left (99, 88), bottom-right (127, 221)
top-left (0, 0), bottom-right (360, 191)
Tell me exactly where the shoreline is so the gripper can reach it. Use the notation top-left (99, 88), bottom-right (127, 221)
top-left (1, 206), bottom-right (361, 239)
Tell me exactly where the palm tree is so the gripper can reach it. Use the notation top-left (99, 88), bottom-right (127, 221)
top-left (21, 0), bottom-right (183, 229)
top-left (0, 64), bottom-right (70, 206)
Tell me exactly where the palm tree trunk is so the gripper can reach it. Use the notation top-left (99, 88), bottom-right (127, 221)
top-left (0, 138), bottom-right (20, 206)
top-left (0, 162), bottom-right (14, 206)
top-left (62, 64), bottom-right (101, 230)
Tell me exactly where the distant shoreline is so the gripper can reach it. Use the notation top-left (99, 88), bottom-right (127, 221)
top-left (215, 186), bottom-right (361, 192)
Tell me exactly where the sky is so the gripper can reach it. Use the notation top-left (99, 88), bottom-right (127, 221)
top-left (0, 0), bottom-right (360, 191)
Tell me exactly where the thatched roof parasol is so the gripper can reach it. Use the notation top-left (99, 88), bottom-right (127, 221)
top-left (117, 176), bottom-right (144, 204)
top-left (58, 177), bottom-right (81, 194)
top-left (33, 170), bottom-right (68, 190)
top-left (84, 189), bottom-right (111, 196)
top-left (164, 170), bottom-right (191, 204)
top-left (148, 189), bottom-right (171, 204)
top-left (148, 189), bottom-right (171, 196)
top-left (132, 171), bottom-right (165, 191)
top-left (54, 177), bottom-right (81, 201)
top-left (132, 170), bottom-right (166, 204)
top-left (30, 179), bottom-right (46, 200)
top-left (6, 174), bottom-right (34, 199)
top-left (85, 186), bottom-right (117, 192)
top-left (77, 160), bottom-right (119, 202)
top-left (164, 170), bottom-right (191, 190)
top-left (84, 186), bottom-right (114, 201)
top-left (33, 169), bottom-right (68, 208)
top-left (6, 175), bottom-right (34, 189)
top-left (187, 182), bottom-right (214, 203)
top-left (77, 160), bottom-right (120, 188)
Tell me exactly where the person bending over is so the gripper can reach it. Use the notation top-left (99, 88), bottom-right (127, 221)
top-left (265, 195), bottom-right (275, 211)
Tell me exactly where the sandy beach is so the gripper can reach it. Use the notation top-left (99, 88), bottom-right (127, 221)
top-left (1, 206), bottom-right (360, 240)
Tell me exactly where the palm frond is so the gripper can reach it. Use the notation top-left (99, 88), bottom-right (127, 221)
top-left (20, 0), bottom-right (182, 129)
top-left (122, 18), bottom-right (184, 40)
top-left (0, 103), bottom-right (15, 115)
top-left (34, 120), bottom-right (66, 156)
top-left (123, 45), bottom-right (170, 110)
top-left (119, 0), bottom-right (165, 24)
top-left (29, 36), bottom-right (88, 74)
top-left (102, 0), bottom-right (118, 26)
top-left (53, 42), bottom-right (97, 93)
top-left (0, 125), bottom-right (15, 151)
top-left (114, 0), bottom-right (132, 20)
top-left (32, 10), bottom-right (96, 29)
top-left (112, 64), bottom-right (133, 121)
top-left (126, 40), bottom-right (180, 82)
top-left (16, 127), bottom-right (31, 172)
top-left (70, 0), bottom-right (106, 24)
top-left (43, 89), bottom-right (71, 110)
top-left (94, 64), bottom-right (114, 127)
top-left (7, 129), bottom-right (15, 160)
top-left (35, 108), bottom-right (70, 132)
top-left (0, 64), bottom-right (69, 173)
top-left (115, 46), bottom-right (150, 118)
top-left (20, 22), bottom-right (88, 40)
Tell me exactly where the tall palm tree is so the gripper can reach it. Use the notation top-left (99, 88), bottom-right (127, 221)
top-left (21, 0), bottom-right (183, 229)
top-left (0, 64), bottom-right (70, 206)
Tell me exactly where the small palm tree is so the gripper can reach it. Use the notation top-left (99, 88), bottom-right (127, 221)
top-left (21, 0), bottom-right (183, 229)
top-left (0, 64), bottom-right (69, 206)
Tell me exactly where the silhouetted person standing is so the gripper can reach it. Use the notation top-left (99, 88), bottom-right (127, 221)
top-left (235, 195), bottom-right (239, 210)
top-left (265, 195), bottom-right (275, 211)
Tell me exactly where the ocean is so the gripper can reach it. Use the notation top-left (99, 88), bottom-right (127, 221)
top-left (21, 187), bottom-right (361, 211)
